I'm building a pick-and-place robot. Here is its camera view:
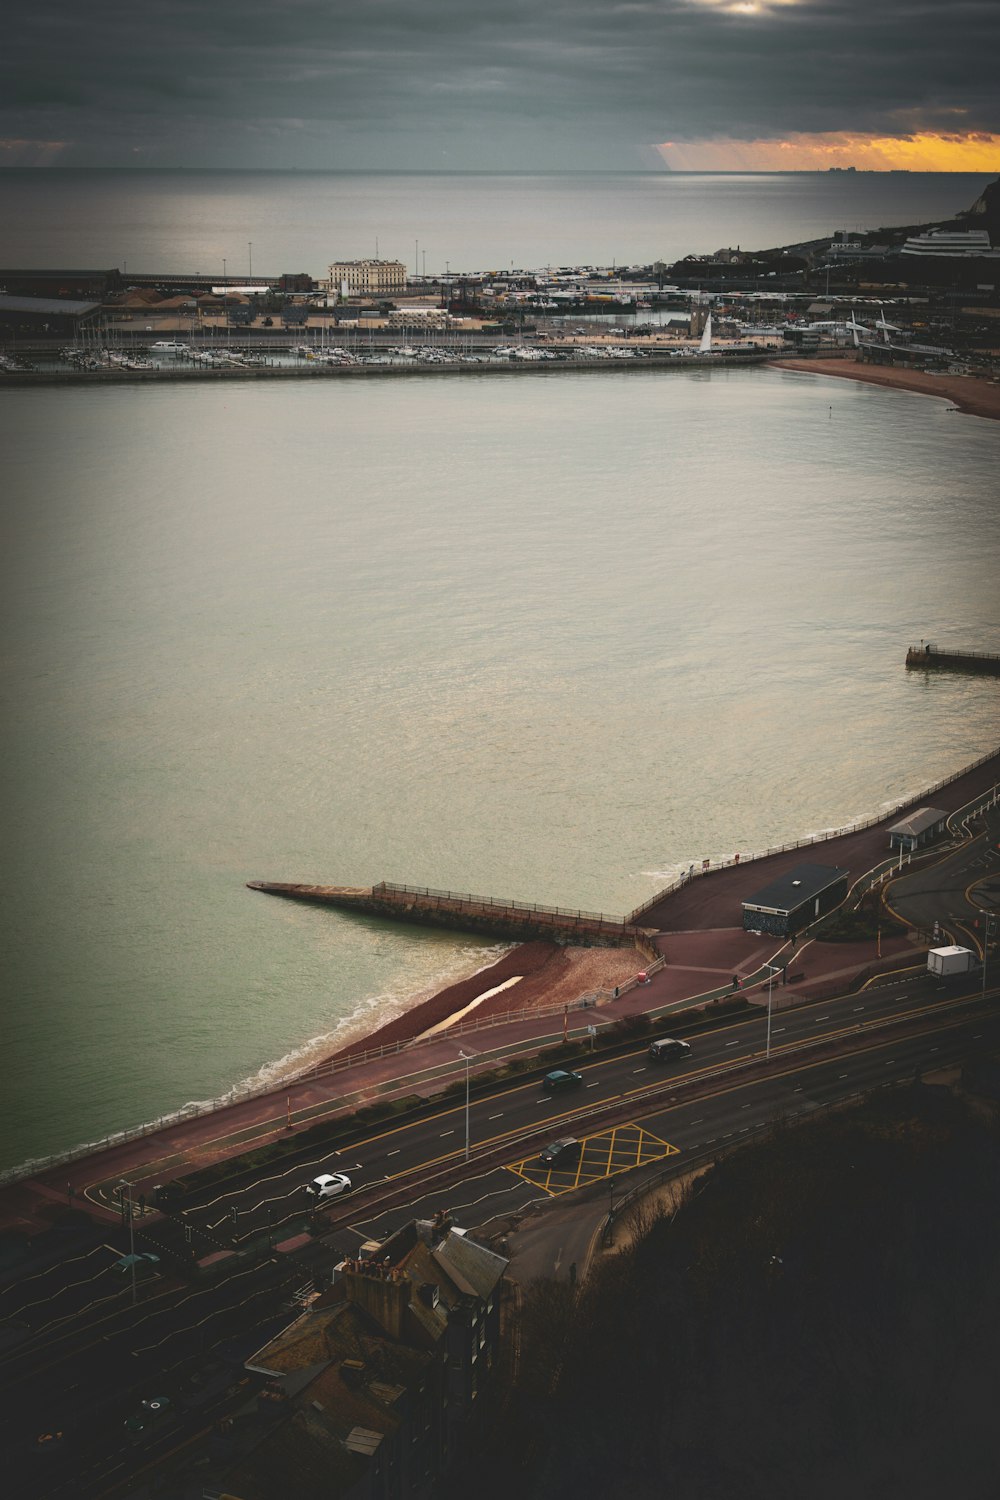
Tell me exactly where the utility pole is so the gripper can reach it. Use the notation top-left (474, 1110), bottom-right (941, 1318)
top-left (119, 1178), bottom-right (137, 1306)
top-left (459, 1050), bottom-right (472, 1160)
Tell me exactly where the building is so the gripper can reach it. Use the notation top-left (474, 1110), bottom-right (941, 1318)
top-left (181, 1216), bottom-right (508, 1499)
top-left (328, 259), bottom-right (408, 299)
top-left (0, 267), bottom-right (122, 299)
top-left (886, 806), bottom-right (948, 852)
top-left (0, 294), bottom-right (101, 338)
top-left (742, 862), bottom-right (850, 937)
top-left (900, 229), bottom-right (1000, 259)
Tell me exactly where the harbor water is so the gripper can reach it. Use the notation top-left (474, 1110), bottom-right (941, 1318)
top-left (2, 362), bottom-right (999, 1173)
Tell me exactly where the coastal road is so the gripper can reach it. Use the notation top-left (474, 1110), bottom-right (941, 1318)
top-left (5, 975), bottom-right (998, 1498)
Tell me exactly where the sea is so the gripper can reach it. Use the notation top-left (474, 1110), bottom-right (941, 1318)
top-left (2, 170), bottom-right (999, 1175)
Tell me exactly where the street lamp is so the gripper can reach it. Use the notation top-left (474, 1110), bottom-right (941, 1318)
top-left (458, 1050), bottom-right (473, 1160)
top-left (119, 1178), bottom-right (137, 1306)
top-left (982, 911), bottom-right (996, 1001)
top-left (764, 963), bottom-right (782, 1060)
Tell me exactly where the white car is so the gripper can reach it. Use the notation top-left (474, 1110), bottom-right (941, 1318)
top-left (305, 1172), bottom-right (352, 1201)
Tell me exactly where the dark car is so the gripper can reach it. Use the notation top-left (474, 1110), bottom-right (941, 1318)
top-left (112, 1252), bottom-right (160, 1279)
top-left (648, 1037), bottom-right (692, 1062)
top-left (538, 1137), bottom-right (581, 1168)
top-left (125, 1397), bottom-right (172, 1436)
top-left (542, 1069), bottom-right (583, 1093)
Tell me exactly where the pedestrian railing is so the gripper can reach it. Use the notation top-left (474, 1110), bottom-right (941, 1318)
top-left (626, 745), bottom-right (1000, 923)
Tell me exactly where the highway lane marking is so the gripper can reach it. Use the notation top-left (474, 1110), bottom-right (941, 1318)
top-left (853, 1006), bottom-right (865, 1012)
top-left (386, 1149), bottom-right (401, 1156)
top-left (741, 1103), bottom-right (751, 1109)
top-left (631, 1068), bottom-right (647, 1075)
top-left (838, 1074), bottom-right (848, 1079)
top-left (725, 1041), bottom-right (739, 1047)
top-left (488, 1113), bottom-right (504, 1119)
top-left (815, 1015), bottom-right (830, 1022)
top-left (440, 1130), bottom-right (455, 1137)
top-left (691, 1118), bottom-right (704, 1124)
top-left (586, 1083), bottom-right (601, 1089)
top-left (773, 1027), bottom-right (786, 1034)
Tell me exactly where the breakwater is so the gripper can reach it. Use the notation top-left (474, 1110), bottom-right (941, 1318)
top-left (0, 349), bottom-right (777, 387)
top-left (247, 879), bottom-right (650, 948)
top-left (906, 645), bottom-right (1000, 676)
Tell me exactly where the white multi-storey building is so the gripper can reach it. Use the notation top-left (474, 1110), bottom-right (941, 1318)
top-left (900, 229), bottom-right (999, 258)
top-left (327, 259), bottom-right (408, 298)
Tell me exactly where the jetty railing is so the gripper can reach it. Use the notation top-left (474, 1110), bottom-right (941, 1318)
top-left (374, 881), bottom-right (631, 930)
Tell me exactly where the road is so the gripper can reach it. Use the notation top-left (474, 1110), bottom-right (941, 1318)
top-left (5, 795), bottom-right (997, 1496)
top-left (5, 964), bottom-right (998, 1498)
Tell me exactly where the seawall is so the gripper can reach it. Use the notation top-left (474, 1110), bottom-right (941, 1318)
top-left (247, 880), bottom-right (648, 949)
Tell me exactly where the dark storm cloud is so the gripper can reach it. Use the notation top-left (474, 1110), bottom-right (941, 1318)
top-left (3, 0), bottom-right (999, 165)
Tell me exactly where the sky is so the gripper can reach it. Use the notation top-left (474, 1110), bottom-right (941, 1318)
top-left (3, 0), bottom-right (1000, 171)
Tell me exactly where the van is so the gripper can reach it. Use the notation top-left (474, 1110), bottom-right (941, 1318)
top-left (648, 1038), bottom-right (691, 1062)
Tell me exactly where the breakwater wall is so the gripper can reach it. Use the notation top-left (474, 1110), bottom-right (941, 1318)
top-left (247, 879), bottom-right (648, 948)
top-left (906, 645), bottom-right (1000, 676)
top-left (0, 349), bottom-right (777, 388)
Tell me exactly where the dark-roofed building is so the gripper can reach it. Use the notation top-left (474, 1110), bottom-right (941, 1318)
top-left (0, 294), bottom-right (101, 337)
top-left (187, 1215), bottom-right (508, 1499)
top-left (0, 268), bottom-right (121, 299)
top-left (742, 862), bottom-right (850, 937)
top-left (887, 806), bottom-right (948, 852)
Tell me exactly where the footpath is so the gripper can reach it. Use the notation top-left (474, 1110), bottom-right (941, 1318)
top-left (2, 748), bottom-right (997, 1243)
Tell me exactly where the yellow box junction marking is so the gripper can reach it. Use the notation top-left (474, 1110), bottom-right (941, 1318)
top-left (508, 1124), bottom-right (679, 1196)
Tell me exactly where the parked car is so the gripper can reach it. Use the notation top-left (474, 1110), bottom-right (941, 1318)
top-left (542, 1069), bottom-right (583, 1093)
top-left (538, 1137), bottom-right (581, 1168)
top-left (305, 1172), bottom-right (352, 1201)
top-left (112, 1252), bottom-right (160, 1279)
top-left (648, 1038), bottom-right (692, 1062)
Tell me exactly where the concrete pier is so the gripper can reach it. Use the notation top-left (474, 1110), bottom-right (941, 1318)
top-left (247, 879), bottom-right (649, 948)
top-left (906, 645), bottom-right (1000, 676)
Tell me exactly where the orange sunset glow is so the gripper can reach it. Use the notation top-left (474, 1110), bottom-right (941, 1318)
top-left (656, 132), bottom-right (1000, 172)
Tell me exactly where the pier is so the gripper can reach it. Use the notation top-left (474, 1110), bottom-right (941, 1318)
top-left (906, 645), bottom-right (1000, 675)
top-left (247, 879), bottom-right (652, 949)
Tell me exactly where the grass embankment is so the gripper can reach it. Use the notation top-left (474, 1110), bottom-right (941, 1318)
top-left (451, 1082), bottom-right (1000, 1500)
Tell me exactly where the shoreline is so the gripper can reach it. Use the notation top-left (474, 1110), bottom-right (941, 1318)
top-left (768, 354), bottom-right (1000, 422)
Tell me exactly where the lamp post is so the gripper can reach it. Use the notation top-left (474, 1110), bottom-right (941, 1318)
top-left (119, 1178), bottom-right (137, 1306)
top-left (765, 963), bottom-right (782, 1060)
top-left (459, 1050), bottom-right (472, 1160)
top-left (982, 911), bottom-right (996, 1001)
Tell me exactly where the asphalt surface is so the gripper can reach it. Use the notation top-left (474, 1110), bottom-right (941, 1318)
top-left (2, 769), bottom-right (997, 1498)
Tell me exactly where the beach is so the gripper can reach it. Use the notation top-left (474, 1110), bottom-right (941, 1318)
top-left (769, 354), bottom-right (1000, 421)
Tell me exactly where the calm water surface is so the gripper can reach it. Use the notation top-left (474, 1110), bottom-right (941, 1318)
top-left (0, 169), bottom-right (992, 275)
top-left (2, 366), bottom-right (999, 1171)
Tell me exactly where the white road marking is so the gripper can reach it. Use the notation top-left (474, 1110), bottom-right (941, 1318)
top-left (440, 1130), bottom-right (455, 1137)
top-left (387, 1149), bottom-right (401, 1157)
top-left (631, 1068), bottom-right (647, 1075)
top-left (853, 1006), bottom-right (865, 1012)
top-left (586, 1083), bottom-right (601, 1089)
top-left (488, 1113), bottom-right (504, 1120)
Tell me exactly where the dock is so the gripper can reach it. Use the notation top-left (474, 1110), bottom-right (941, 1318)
top-left (906, 645), bottom-right (1000, 676)
top-left (247, 879), bottom-right (652, 950)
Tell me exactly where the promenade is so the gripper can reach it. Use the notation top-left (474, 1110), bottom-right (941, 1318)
top-left (2, 746), bottom-right (996, 1243)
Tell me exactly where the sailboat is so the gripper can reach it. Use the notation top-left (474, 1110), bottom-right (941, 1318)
top-left (698, 313), bottom-right (714, 355)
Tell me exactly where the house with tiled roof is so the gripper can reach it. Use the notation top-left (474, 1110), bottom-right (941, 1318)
top-left (189, 1216), bottom-right (508, 1499)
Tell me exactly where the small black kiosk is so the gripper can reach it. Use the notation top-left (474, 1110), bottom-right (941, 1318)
top-left (742, 862), bottom-right (849, 938)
